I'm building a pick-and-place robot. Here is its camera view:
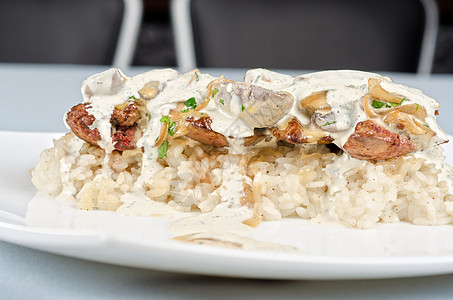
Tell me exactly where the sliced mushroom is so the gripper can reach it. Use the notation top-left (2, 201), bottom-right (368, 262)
top-left (312, 112), bottom-right (339, 132)
top-left (138, 81), bottom-right (159, 99)
top-left (205, 79), bottom-right (294, 128)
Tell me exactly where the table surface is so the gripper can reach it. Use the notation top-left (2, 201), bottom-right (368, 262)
top-left (2, 63), bottom-right (453, 299)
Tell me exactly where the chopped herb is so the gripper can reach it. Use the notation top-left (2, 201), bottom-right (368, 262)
top-left (145, 112), bottom-right (151, 121)
top-left (424, 124), bottom-right (430, 128)
top-left (181, 108), bottom-right (189, 113)
top-left (390, 102), bottom-right (400, 107)
top-left (212, 88), bottom-right (219, 96)
top-left (323, 121), bottom-right (337, 126)
top-left (371, 100), bottom-right (385, 109)
top-left (184, 97), bottom-right (197, 109)
top-left (241, 104), bottom-right (245, 111)
top-left (400, 97), bottom-right (406, 105)
top-left (160, 115), bottom-right (170, 123)
top-left (158, 141), bottom-right (169, 159)
top-left (219, 99), bottom-right (224, 105)
top-left (416, 103), bottom-right (420, 111)
top-left (92, 207), bottom-right (99, 210)
top-left (128, 95), bottom-right (138, 100)
top-left (168, 122), bottom-right (176, 136)
top-left (195, 73), bottom-right (199, 81)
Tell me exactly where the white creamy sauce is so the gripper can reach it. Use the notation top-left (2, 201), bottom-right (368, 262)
top-left (116, 193), bottom-right (182, 217)
top-left (324, 153), bottom-right (366, 194)
top-left (380, 80), bottom-right (447, 147)
top-left (56, 135), bottom-right (84, 202)
top-left (58, 67), bottom-right (453, 244)
top-left (174, 231), bottom-right (300, 251)
top-left (167, 203), bottom-right (254, 236)
top-left (202, 90), bottom-right (255, 139)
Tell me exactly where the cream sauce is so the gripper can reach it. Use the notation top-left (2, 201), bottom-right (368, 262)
top-left (167, 203), bottom-right (254, 236)
top-left (244, 69), bottom-right (448, 149)
top-left (174, 231), bottom-right (300, 251)
top-left (56, 135), bottom-right (84, 202)
top-left (59, 67), bottom-right (453, 241)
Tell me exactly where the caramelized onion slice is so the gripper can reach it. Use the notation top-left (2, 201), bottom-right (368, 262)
top-left (397, 103), bottom-right (427, 119)
top-left (362, 94), bottom-right (378, 118)
top-left (368, 78), bottom-right (404, 104)
top-left (384, 111), bottom-right (434, 136)
top-left (300, 91), bottom-right (331, 114)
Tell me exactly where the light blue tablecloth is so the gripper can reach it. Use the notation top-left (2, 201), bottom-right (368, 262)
top-left (2, 63), bottom-right (453, 299)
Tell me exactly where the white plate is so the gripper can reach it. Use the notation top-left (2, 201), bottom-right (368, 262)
top-left (2, 131), bottom-right (453, 280)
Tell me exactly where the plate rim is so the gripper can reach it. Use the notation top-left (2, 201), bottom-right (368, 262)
top-left (3, 130), bottom-right (453, 279)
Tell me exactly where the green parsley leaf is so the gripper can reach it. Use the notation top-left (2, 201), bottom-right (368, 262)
top-left (160, 115), bottom-right (170, 123)
top-left (184, 97), bottom-right (197, 109)
top-left (400, 97), bottom-right (406, 105)
top-left (241, 104), bottom-right (245, 111)
top-left (145, 112), bottom-right (151, 121)
top-left (219, 99), bottom-right (224, 105)
top-left (323, 121), bottom-right (337, 126)
top-left (371, 100), bottom-right (385, 109)
top-left (158, 141), bottom-right (169, 159)
top-left (168, 122), bottom-right (176, 136)
top-left (416, 103), bottom-right (420, 111)
top-left (195, 73), bottom-right (199, 81)
top-left (212, 88), bottom-right (219, 96)
top-left (128, 95), bottom-right (138, 100)
top-left (424, 124), bottom-right (430, 128)
top-left (390, 102), bottom-right (400, 107)
top-left (181, 108), bottom-right (189, 113)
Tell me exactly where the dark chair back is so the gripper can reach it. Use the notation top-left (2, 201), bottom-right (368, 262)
top-left (0, 0), bottom-right (142, 67)
top-left (172, 0), bottom-right (438, 73)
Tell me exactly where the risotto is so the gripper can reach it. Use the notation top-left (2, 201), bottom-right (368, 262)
top-left (31, 68), bottom-right (453, 229)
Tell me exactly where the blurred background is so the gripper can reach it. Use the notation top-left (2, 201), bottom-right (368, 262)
top-left (135, 0), bottom-right (453, 72)
top-left (0, 0), bottom-right (452, 73)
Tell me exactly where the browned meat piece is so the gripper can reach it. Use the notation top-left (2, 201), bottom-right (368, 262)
top-left (270, 117), bottom-right (333, 145)
top-left (66, 103), bottom-right (141, 151)
top-left (185, 116), bottom-right (229, 147)
top-left (112, 126), bottom-right (137, 150)
top-left (66, 103), bottom-right (101, 146)
top-left (317, 135), bottom-right (335, 144)
top-left (343, 120), bottom-right (416, 160)
top-left (111, 102), bottom-right (140, 126)
top-left (243, 128), bottom-right (268, 146)
top-left (270, 117), bottom-right (305, 144)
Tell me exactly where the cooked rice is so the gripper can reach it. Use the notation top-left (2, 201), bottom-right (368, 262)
top-left (31, 132), bottom-right (453, 229)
